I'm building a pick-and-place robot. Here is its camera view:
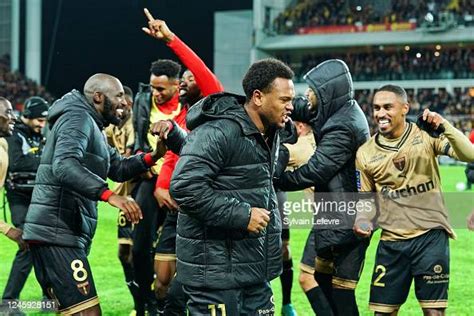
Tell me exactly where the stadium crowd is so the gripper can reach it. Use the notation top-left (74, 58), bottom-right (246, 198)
top-left (0, 54), bottom-right (54, 114)
top-left (278, 46), bottom-right (473, 82)
top-left (272, 0), bottom-right (474, 34)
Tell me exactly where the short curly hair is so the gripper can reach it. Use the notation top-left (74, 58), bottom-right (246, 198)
top-left (242, 58), bottom-right (294, 101)
top-left (150, 59), bottom-right (181, 79)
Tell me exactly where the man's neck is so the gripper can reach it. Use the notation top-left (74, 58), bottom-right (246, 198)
top-left (386, 121), bottom-right (408, 140)
top-left (244, 102), bottom-right (266, 134)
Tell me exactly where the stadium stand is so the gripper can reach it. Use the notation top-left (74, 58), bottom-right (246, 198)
top-left (0, 54), bottom-right (54, 114)
top-left (272, 0), bottom-right (474, 35)
top-left (281, 46), bottom-right (473, 82)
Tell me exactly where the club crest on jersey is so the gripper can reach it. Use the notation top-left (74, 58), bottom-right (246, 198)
top-left (392, 156), bottom-right (406, 171)
top-left (77, 281), bottom-right (90, 296)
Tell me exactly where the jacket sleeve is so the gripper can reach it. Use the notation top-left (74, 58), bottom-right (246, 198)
top-left (276, 126), bottom-right (356, 191)
top-left (51, 114), bottom-right (109, 200)
top-left (290, 96), bottom-right (315, 124)
top-left (132, 91), bottom-right (151, 153)
top-left (5, 134), bottom-right (41, 173)
top-left (108, 146), bottom-right (149, 183)
top-left (170, 124), bottom-right (251, 230)
top-left (167, 36), bottom-right (224, 96)
top-left (164, 120), bottom-right (188, 155)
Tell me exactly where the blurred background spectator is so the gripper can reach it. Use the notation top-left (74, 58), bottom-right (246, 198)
top-left (0, 54), bottom-right (54, 115)
top-left (272, 0), bottom-right (474, 35)
top-left (278, 46), bottom-right (473, 82)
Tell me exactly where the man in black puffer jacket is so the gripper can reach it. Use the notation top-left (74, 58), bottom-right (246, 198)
top-left (169, 58), bottom-right (295, 315)
top-left (23, 73), bottom-right (164, 315)
top-left (275, 59), bottom-right (370, 316)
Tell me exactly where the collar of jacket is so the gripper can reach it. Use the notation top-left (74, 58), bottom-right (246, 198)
top-left (154, 93), bottom-right (180, 115)
top-left (47, 90), bottom-right (105, 130)
top-left (186, 92), bottom-right (264, 137)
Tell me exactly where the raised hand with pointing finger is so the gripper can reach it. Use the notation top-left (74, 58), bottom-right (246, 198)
top-left (142, 8), bottom-right (175, 43)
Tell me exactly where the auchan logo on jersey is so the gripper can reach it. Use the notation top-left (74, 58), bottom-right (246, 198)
top-left (381, 180), bottom-right (435, 200)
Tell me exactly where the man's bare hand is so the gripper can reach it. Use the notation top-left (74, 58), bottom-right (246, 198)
top-left (247, 208), bottom-right (270, 233)
top-left (108, 194), bottom-right (143, 224)
top-left (467, 210), bottom-right (474, 231)
top-left (6, 227), bottom-right (28, 251)
top-left (140, 171), bottom-right (154, 180)
top-left (154, 187), bottom-right (178, 211)
top-left (151, 120), bottom-right (173, 140)
top-left (151, 136), bottom-right (167, 161)
top-left (422, 108), bottom-right (445, 130)
top-left (353, 220), bottom-right (373, 238)
top-left (142, 8), bottom-right (175, 43)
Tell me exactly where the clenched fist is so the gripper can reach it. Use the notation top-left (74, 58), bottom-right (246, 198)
top-left (247, 207), bottom-right (270, 234)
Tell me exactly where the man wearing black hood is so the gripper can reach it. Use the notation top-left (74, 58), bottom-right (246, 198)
top-left (275, 59), bottom-right (370, 315)
top-left (169, 58), bottom-right (295, 315)
top-left (23, 73), bottom-right (164, 315)
top-left (2, 96), bottom-right (48, 302)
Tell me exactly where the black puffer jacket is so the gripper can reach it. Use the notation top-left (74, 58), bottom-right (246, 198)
top-left (277, 59), bottom-right (370, 250)
top-left (132, 89), bottom-right (152, 153)
top-left (23, 90), bottom-right (149, 250)
top-left (170, 93), bottom-right (283, 290)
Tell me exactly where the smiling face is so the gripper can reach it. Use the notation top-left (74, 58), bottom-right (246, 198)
top-left (372, 91), bottom-right (409, 139)
top-left (256, 77), bottom-right (295, 129)
top-left (0, 99), bottom-right (16, 137)
top-left (150, 74), bottom-right (179, 105)
top-left (101, 79), bottom-right (127, 126)
top-left (180, 70), bottom-right (202, 106)
top-left (24, 117), bottom-right (47, 133)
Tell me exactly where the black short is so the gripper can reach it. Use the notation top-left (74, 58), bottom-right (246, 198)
top-left (183, 282), bottom-right (274, 315)
top-left (117, 211), bottom-right (133, 244)
top-left (300, 230), bottom-right (317, 274)
top-left (369, 229), bottom-right (449, 313)
top-left (155, 212), bottom-right (178, 261)
top-left (316, 237), bottom-right (369, 289)
top-left (30, 244), bottom-right (99, 314)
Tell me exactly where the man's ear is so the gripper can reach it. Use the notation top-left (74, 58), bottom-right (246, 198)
top-left (93, 92), bottom-right (104, 105)
top-left (402, 102), bottom-right (409, 115)
top-left (253, 90), bottom-right (264, 107)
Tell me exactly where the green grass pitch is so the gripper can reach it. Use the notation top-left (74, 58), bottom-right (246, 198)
top-left (0, 166), bottom-right (472, 315)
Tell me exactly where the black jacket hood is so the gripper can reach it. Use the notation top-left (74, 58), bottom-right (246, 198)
top-left (48, 89), bottom-right (105, 129)
top-left (304, 59), bottom-right (354, 129)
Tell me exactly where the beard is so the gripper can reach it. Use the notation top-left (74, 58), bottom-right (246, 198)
top-left (103, 96), bottom-right (121, 126)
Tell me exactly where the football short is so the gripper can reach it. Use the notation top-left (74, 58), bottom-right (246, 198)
top-left (369, 229), bottom-right (449, 313)
top-left (316, 237), bottom-right (369, 289)
top-left (154, 212), bottom-right (178, 261)
top-left (183, 282), bottom-right (274, 315)
top-left (300, 230), bottom-right (317, 274)
top-left (117, 210), bottom-right (133, 245)
top-left (30, 244), bottom-right (98, 315)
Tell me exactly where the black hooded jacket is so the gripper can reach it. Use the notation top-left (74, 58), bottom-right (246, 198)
top-left (23, 90), bottom-right (149, 250)
top-left (169, 92), bottom-right (283, 289)
top-left (276, 59), bottom-right (370, 249)
top-left (5, 120), bottom-right (45, 193)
